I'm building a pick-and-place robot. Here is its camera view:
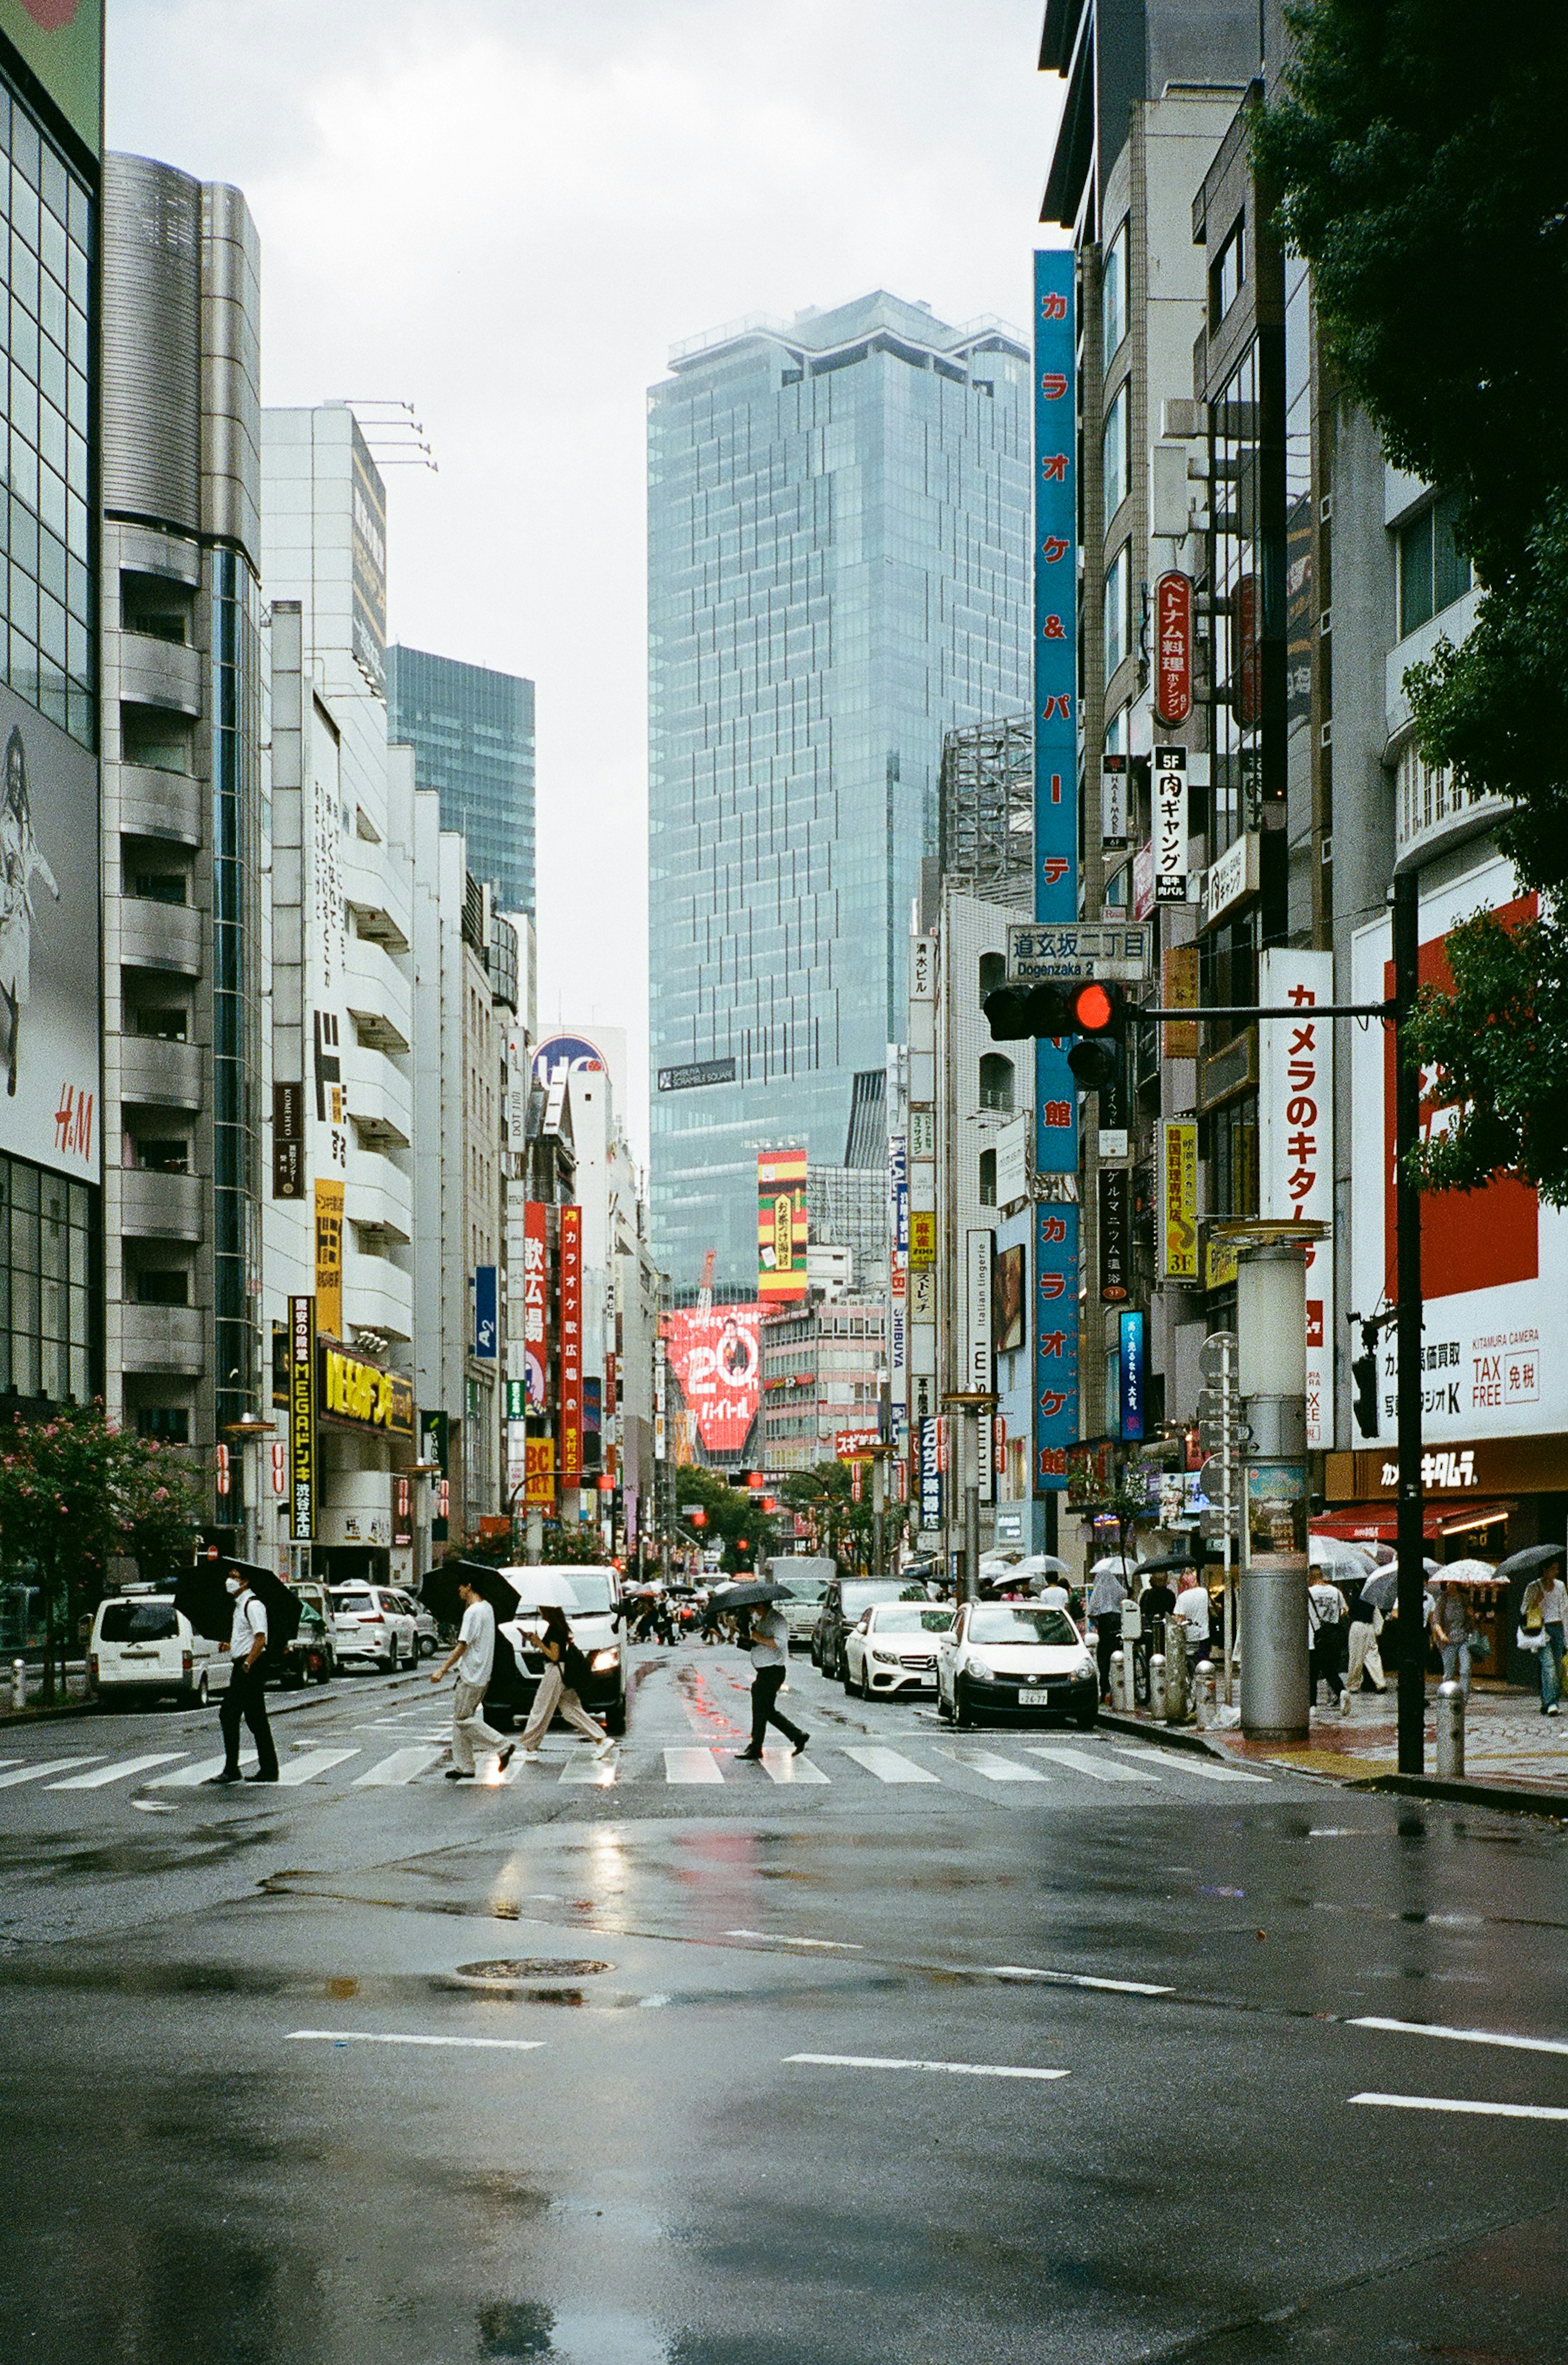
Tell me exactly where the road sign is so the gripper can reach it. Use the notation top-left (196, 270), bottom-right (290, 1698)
top-left (1007, 920), bottom-right (1152, 984)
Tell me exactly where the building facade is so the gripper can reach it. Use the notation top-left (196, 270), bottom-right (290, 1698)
top-left (760, 1298), bottom-right (887, 1476)
top-left (386, 641), bottom-right (535, 920)
top-left (648, 291), bottom-right (1033, 1296)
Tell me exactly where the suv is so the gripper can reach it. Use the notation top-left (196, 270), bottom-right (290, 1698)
top-left (812, 1577), bottom-right (920, 1683)
top-left (487, 1565), bottom-right (628, 1737)
top-left (329, 1584), bottom-right (418, 1672)
top-left (388, 1588), bottom-right (439, 1659)
top-left (89, 1590), bottom-right (232, 1710)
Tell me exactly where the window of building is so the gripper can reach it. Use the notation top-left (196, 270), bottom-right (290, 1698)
top-left (132, 1137), bottom-right (189, 1173)
top-left (121, 706), bottom-right (192, 774)
top-left (1104, 542), bottom-right (1131, 680)
top-left (1210, 215), bottom-right (1245, 328)
top-left (978, 951), bottom-right (1006, 1000)
top-left (136, 1269), bottom-right (189, 1306)
top-left (131, 1004), bottom-right (188, 1041)
top-left (135, 1407), bottom-right (189, 1443)
top-left (130, 869), bottom-right (187, 905)
top-left (978, 1148), bottom-right (997, 1206)
top-left (978, 1053), bottom-right (1014, 1113)
top-left (1398, 488), bottom-right (1472, 639)
top-left (1102, 220), bottom-right (1127, 366)
top-left (1102, 383), bottom-right (1128, 520)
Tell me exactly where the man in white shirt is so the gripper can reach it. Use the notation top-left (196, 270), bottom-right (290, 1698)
top-left (735, 1600), bottom-right (809, 1761)
top-left (210, 1567), bottom-right (278, 1783)
top-left (1174, 1571), bottom-right (1212, 1655)
top-left (1523, 1561), bottom-right (1568, 1715)
top-left (1307, 1574), bottom-right (1346, 1711)
top-left (431, 1574), bottom-right (515, 1781)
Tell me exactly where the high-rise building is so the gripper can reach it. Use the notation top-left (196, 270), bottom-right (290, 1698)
top-left (647, 292), bottom-right (1032, 1296)
top-left (386, 643), bottom-right (535, 919)
top-left (0, 9), bottom-right (102, 1424)
top-left (100, 154), bottom-right (264, 1530)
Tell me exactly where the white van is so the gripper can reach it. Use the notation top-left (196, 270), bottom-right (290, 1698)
top-left (88, 1590), bottom-right (233, 1710)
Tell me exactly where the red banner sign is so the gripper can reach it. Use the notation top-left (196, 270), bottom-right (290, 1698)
top-left (559, 1205), bottom-right (583, 1483)
top-left (660, 1308), bottom-right (761, 1454)
top-left (1154, 570), bottom-right (1192, 726)
top-left (522, 1200), bottom-right (548, 1408)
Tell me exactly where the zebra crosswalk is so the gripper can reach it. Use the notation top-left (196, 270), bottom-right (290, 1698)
top-left (0, 1728), bottom-right (1279, 1807)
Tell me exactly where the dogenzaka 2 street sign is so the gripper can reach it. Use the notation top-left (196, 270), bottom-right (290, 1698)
top-left (1007, 921), bottom-right (1152, 983)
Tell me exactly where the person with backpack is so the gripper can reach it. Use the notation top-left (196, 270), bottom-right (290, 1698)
top-left (518, 1604), bottom-right (616, 1762)
top-left (208, 1566), bottom-right (279, 1784)
top-left (429, 1571), bottom-right (515, 1781)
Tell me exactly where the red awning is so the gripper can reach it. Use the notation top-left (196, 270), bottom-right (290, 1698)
top-left (1314, 1500), bottom-right (1516, 1544)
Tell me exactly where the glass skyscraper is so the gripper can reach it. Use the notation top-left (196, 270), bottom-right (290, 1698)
top-left (648, 292), bottom-right (1031, 1293)
top-left (385, 643), bottom-right (535, 916)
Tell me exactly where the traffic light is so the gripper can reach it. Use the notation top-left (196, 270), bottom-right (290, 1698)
top-left (1352, 1323), bottom-right (1380, 1439)
top-left (982, 978), bottom-right (1126, 1090)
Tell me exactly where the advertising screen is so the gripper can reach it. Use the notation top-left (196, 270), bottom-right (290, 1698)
top-left (660, 1307), bottom-right (761, 1456)
top-left (0, 684), bottom-right (99, 1180)
top-left (757, 1147), bottom-right (807, 1300)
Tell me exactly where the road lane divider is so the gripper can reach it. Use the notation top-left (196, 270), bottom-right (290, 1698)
top-left (1350, 2016), bottom-right (1568, 2058)
top-left (786, 2053), bottom-right (1068, 2080)
top-left (986, 1965), bottom-right (1174, 1995)
top-left (287, 2029), bottom-right (546, 2051)
top-left (1349, 2092), bottom-right (1568, 2122)
top-left (727, 1929), bottom-right (863, 1950)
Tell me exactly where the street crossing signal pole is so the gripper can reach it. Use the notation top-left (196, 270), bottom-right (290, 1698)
top-left (1392, 871), bottom-right (1425, 1776)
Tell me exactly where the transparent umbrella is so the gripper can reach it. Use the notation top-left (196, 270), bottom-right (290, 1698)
top-left (1309, 1534), bottom-right (1376, 1577)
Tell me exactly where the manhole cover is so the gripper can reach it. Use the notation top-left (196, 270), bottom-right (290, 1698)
top-left (454, 1958), bottom-right (612, 1981)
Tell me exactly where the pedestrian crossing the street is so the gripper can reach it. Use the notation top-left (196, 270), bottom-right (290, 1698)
top-left (0, 1728), bottom-right (1283, 1807)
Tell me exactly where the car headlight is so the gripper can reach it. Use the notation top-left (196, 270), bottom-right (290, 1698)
top-left (590, 1648), bottom-right (619, 1671)
top-left (871, 1648), bottom-right (899, 1665)
top-left (966, 1659), bottom-right (998, 1682)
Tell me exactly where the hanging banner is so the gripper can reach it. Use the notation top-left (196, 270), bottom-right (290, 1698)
top-left (1162, 944), bottom-right (1200, 1059)
top-left (1098, 1169), bottom-right (1130, 1304)
top-left (1260, 948), bottom-right (1334, 1445)
top-left (1033, 1201), bottom-right (1078, 1490)
top-left (757, 1147), bottom-right (808, 1300)
top-left (525, 1435), bottom-right (556, 1508)
top-left (918, 1415), bottom-right (943, 1528)
top-left (659, 1307), bottom-right (761, 1454)
top-left (1118, 1309), bottom-right (1146, 1443)
top-left (559, 1205), bottom-right (584, 1483)
top-left (1101, 753), bottom-right (1129, 848)
top-left (1153, 745), bottom-right (1189, 904)
top-left (1154, 570), bottom-right (1193, 726)
top-left (964, 1228), bottom-right (995, 1394)
top-left (1158, 1119), bottom-right (1199, 1281)
top-left (474, 1264), bottom-right (498, 1360)
top-left (288, 1294), bottom-right (316, 1543)
top-left (313, 1178), bottom-right (344, 1340)
top-left (521, 1200), bottom-right (548, 1406)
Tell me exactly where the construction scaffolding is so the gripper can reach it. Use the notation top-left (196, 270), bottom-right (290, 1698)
top-left (939, 711), bottom-right (1033, 907)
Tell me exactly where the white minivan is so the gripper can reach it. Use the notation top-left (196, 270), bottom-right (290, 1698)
top-left (88, 1590), bottom-right (233, 1710)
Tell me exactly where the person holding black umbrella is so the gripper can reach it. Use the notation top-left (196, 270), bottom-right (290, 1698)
top-left (430, 1570), bottom-right (516, 1780)
top-left (730, 1584), bottom-right (809, 1762)
top-left (209, 1566), bottom-right (278, 1785)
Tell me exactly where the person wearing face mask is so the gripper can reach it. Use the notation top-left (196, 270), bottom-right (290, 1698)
top-left (208, 1568), bottom-right (279, 1784)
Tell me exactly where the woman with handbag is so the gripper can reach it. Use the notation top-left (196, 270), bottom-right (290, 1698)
top-left (519, 1605), bottom-right (617, 1761)
top-left (1519, 1560), bottom-right (1567, 1715)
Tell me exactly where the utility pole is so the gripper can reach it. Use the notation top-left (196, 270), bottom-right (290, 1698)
top-left (1392, 871), bottom-right (1425, 1775)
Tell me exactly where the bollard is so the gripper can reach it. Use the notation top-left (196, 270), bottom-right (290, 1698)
top-left (1149, 1652), bottom-right (1168, 1722)
top-left (1165, 1621), bottom-right (1189, 1723)
top-left (1109, 1648), bottom-right (1127, 1715)
top-left (1193, 1659), bottom-right (1217, 1730)
top-left (10, 1657), bottom-right (24, 1711)
top-left (1435, 1679), bottom-right (1466, 1779)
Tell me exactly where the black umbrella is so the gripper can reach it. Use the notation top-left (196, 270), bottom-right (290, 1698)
top-left (175, 1557), bottom-right (301, 1652)
top-left (423, 1558), bottom-right (515, 1626)
top-left (708, 1579), bottom-right (791, 1612)
top-left (1496, 1542), bottom-right (1565, 1581)
top-left (1134, 1552), bottom-right (1196, 1578)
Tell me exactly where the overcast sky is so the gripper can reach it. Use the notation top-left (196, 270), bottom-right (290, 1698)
top-left (108, 0), bottom-right (1062, 1154)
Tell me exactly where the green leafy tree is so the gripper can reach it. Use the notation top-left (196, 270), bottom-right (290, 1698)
top-left (778, 1459), bottom-right (911, 1575)
top-left (675, 1463), bottom-right (778, 1574)
top-left (1257, 2), bottom-right (1568, 1196)
top-left (0, 1406), bottom-right (202, 1700)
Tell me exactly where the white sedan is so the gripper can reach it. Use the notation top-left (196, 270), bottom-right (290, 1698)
top-left (936, 1601), bottom-right (1098, 1728)
top-left (843, 1601), bottom-right (956, 1699)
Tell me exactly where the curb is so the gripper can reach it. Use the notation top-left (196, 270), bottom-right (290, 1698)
top-left (1095, 1708), bottom-right (1232, 1761)
top-left (1349, 1770), bottom-right (1568, 1822)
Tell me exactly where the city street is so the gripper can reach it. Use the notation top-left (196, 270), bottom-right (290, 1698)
top-left (2, 1644), bottom-right (1566, 2363)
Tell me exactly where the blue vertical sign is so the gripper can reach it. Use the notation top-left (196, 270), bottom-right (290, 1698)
top-left (1119, 1310), bottom-right (1146, 1443)
top-left (1033, 248), bottom-right (1079, 1486)
top-left (474, 1264), bottom-right (498, 1360)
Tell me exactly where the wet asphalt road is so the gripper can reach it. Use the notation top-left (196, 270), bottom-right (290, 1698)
top-left (1, 1643), bottom-right (1566, 2363)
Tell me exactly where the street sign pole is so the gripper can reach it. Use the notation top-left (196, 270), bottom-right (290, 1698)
top-left (1393, 872), bottom-right (1425, 1776)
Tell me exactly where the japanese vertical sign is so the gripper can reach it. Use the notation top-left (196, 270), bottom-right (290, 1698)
top-left (473, 1265), bottom-right (498, 1359)
top-left (1098, 1169), bottom-right (1129, 1303)
top-left (288, 1294), bottom-right (316, 1543)
top-left (1033, 247), bottom-right (1078, 1487)
top-left (559, 1205), bottom-right (584, 1484)
top-left (757, 1147), bottom-right (808, 1300)
top-left (1259, 950), bottom-right (1334, 1446)
top-left (522, 1201), bottom-right (548, 1407)
top-left (313, 1178), bottom-right (343, 1340)
top-left (1158, 1119), bottom-right (1199, 1281)
top-left (1154, 571), bottom-right (1193, 726)
top-left (1118, 1309), bottom-right (1146, 1443)
top-left (1153, 746), bottom-right (1189, 904)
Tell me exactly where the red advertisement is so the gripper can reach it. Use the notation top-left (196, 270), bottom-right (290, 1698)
top-left (559, 1206), bottom-right (583, 1482)
top-left (1154, 570), bottom-right (1192, 726)
top-left (1233, 572), bottom-right (1261, 728)
top-left (522, 1200), bottom-right (549, 1407)
top-left (660, 1307), bottom-right (761, 1454)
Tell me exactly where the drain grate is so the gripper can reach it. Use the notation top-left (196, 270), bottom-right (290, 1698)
top-left (454, 1957), bottom-right (612, 1981)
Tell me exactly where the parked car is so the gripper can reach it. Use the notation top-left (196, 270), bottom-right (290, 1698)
top-left (843, 1601), bottom-right (956, 1698)
top-left (328, 1583), bottom-right (419, 1672)
top-left (935, 1600), bottom-right (1098, 1728)
top-left (811, 1577), bottom-right (916, 1681)
top-left (387, 1587), bottom-right (438, 1659)
top-left (277, 1583), bottom-right (335, 1687)
top-left (489, 1565), bottom-right (627, 1736)
top-left (764, 1557), bottom-right (835, 1650)
top-left (88, 1589), bottom-right (232, 1710)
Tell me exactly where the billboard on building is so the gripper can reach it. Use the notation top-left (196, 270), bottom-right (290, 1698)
top-left (559, 1205), bottom-right (583, 1482)
top-left (1259, 950), bottom-right (1332, 1444)
top-left (1158, 1119), bottom-right (1199, 1282)
top-left (659, 1307), bottom-right (761, 1456)
top-left (288, 1295), bottom-right (316, 1543)
top-left (534, 1025), bottom-right (629, 1115)
top-left (521, 1201), bottom-right (548, 1407)
top-left (349, 418), bottom-right (387, 691)
top-left (993, 1243), bottom-right (1025, 1354)
top-left (0, 686), bottom-right (99, 1181)
top-left (757, 1147), bottom-right (808, 1300)
top-left (0, 1), bottom-right (101, 154)
top-left (314, 1178), bottom-right (344, 1339)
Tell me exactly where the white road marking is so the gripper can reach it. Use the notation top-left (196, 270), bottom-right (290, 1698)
top-left (1110, 1744), bottom-right (1269, 1784)
top-left (131, 1800), bottom-right (178, 1813)
top-left (786, 2053), bottom-right (1068, 2081)
top-left (0, 1755), bottom-right (104, 1788)
top-left (760, 1747), bottom-right (830, 1784)
top-left (1350, 2018), bottom-right (1568, 2059)
top-left (1026, 1746), bottom-right (1158, 1784)
top-left (1350, 2092), bottom-right (1568, 2123)
top-left (936, 1747), bottom-right (1049, 1783)
top-left (147, 1753), bottom-right (254, 1787)
top-left (49, 1753), bottom-right (186, 1789)
top-left (559, 1754), bottom-right (619, 1785)
top-left (728, 1929), bottom-right (862, 1951)
top-left (840, 1746), bottom-right (942, 1785)
top-left (664, 1747), bottom-right (724, 1784)
top-left (986, 1965), bottom-right (1174, 1995)
top-left (352, 1746), bottom-right (445, 1786)
top-left (287, 2030), bottom-right (546, 2052)
top-left (275, 1749), bottom-right (359, 1786)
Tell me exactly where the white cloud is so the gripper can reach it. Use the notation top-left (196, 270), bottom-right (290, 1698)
top-left (107, 0), bottom-right (1060, 1155)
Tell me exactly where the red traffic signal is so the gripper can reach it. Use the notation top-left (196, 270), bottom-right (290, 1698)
top-left (1071, 980), bottom-right (1114, 1032)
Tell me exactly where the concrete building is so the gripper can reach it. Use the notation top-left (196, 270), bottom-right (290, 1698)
top-left (648, 291), bottom-right (1033, 1294)
top-left (99, 154), bottom-right (264, 1540)
top-left (760, 1298), bottom-right (887, 1476)
top-left (386, 642), bottom-right (535, 920)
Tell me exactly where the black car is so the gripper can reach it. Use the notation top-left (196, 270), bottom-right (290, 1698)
top-left (811, 1577), bottom-right (920, 1681)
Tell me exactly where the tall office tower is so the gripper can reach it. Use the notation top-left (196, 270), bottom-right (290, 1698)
top-left (386, 644), bottom-right (535, 919)
top-left (0, 11), bottom-right (102, 1427)
top-left (648, 292), bottom-right (1031, 1296)
top-left (100, 156), bottom-right (263, 1542)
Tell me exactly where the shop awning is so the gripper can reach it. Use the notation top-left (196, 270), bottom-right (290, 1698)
top-left (1314, 1500), bottom-right (1516, 1544)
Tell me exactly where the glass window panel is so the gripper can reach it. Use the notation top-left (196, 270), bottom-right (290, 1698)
top-left (65, 363), bottom-right (86, 434)
top-left (11, 173), bottom-right (37, 247)
top-left (0, 91), bottom-right (11, 156)
top-left (37, 332), bottom-right (62, 410)
top-left (10, 112), bottom-right (38, 189)
top-left (9, 564), bottom-right (35, 637)
top-left (67, 240), bottom-right (85, 312)
top-left (66, 488), bottom-right (85, 560)
top-left (1102, 222), bottom-right (1127, 365)
top-left (65, 426), bottom-right (85, 497)
top-left (10, 236), bottom-right (36, 316)
top-left (66, 301), bottom-right (85, 372)
top-left (38, 590), bottom-right (64, 667)
top-left (37, 655), bottom-right (65, 727)
top-left (67, 178), bottom-right (88, 249)
top-left (36, 522), bottom-right (62, 601)
top-left (1102, 384), bottom-right (1127, 519)
top-left (39, 147), bottom-right (65, 224)
top-left (38, 270), bottom-right (63, 348)
top-left (11, 498), bottom-right (36, 574)
top-left (66, 551), bottom-right (87, 620)
top-left (37, 464), bottom-right (64, 539)
top-left (66, 613), bottom-right (87, 681)
top-left (39, 208), bottom-right (65, 289)
top-left (38, 395), bottom-right (63, 475)
top-left (10, 305), bottom-right (36, 379)
top-left (10, 367), bottom-right (36, 444)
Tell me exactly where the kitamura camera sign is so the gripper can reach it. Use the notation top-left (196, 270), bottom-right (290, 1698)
top-left (1351, 853), bottom-right (1568, 1443)
top-left (0, 682), bottom-right (99, 1180)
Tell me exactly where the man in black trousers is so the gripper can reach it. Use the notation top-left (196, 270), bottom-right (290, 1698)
top-left (208, 1566), bottom-right (279, 1784)
top-left (734, 1599), bottom-right (809, 1762)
